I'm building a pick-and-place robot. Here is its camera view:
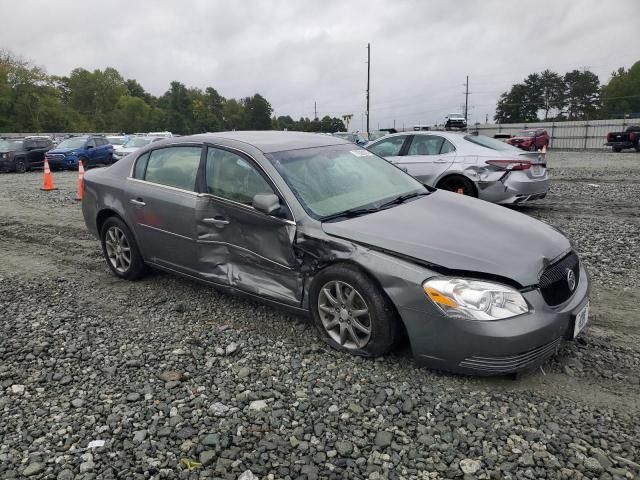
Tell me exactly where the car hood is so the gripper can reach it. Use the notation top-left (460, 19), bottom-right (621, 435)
top-left (321, 191), bottom-right (570, 287)
top-left (47, 148), bottom-right (76, 154)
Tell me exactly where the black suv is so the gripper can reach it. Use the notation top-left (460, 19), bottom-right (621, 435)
top-left (0, 136), bottom-right (53, 173)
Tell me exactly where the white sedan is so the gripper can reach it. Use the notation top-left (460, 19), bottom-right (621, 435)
top-left (366, 131), bottom-right (549, 205)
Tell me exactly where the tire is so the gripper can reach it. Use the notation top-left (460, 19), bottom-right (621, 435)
top-left (100, 216), bottom-right (146, 280)
top-left (79, 157), bottom-right (89, 169)
top-left (310, 263), bottom-right (398, 357)
top-left (106, 154), bottom-right (114, 165)
top-left (634, 145), bottom-right (640, 153)
top-left (528, 144), bottom-right (537, 152)
top-left (613, 147), bottom-right (622, 153)
top-left (436, 175), bottom-right (477, 197)
top-left (14, 159), bottom-right (26, 173)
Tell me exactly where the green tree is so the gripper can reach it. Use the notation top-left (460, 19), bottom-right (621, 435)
top-left (242, 94), bottom-right (272, 130)
top-left (601, 62), bottom-right (640, 117)
top-left (564, 70), bottom-right (600, 120)
top-left (222, 98), bottom-right (245, 130)
top-left (159, 81), bottom-right (193, 134)
top-left (538, 70), bottom-right (566, 120)
top-left (495, 84), bottom-right (537, 123)
top-left (112, 95), bottom-right (151, 133)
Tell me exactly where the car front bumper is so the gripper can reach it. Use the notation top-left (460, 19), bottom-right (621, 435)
top-left (48, 156), bottom-right (79, 169)
top-left (402, 264), bottom-right (590, 375)
top-left (0, 158), bottom-right (16, 172)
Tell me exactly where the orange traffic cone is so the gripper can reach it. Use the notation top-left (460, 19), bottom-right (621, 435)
top-left (75, 160), bottom-right (85, 201)
top-left (41, 158), bottom-right (57, 191)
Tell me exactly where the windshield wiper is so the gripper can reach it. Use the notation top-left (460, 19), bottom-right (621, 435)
top-left (320, 206), bottom-right (382, 222)
top-left (377, 191), bottom-right (430, 210)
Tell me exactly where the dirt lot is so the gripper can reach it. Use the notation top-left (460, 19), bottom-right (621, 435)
top-left (1, 151), bottom-right (639, 479)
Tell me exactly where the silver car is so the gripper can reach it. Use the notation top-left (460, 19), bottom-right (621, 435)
top-left (366, 131), bottom-right (550, 204)
top-left (82, 132), bottom-right (589, 375)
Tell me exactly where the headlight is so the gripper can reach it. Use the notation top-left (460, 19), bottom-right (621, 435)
top-left (422, 277), bottom-right (528, 320)
top-left (68, 151), bottom-right (77, 156)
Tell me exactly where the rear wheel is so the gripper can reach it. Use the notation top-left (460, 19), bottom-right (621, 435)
top-left (15, 159), bottom-right (26, 173)
top-left (437, 175), bottom-right (477, 197)
top-left (613, 147), bottom-right (622, 153)
top-left (100, 217), bottom-right (146, 280)
top-left (310, 264), bottom-right (398, 357)
top-left (79, 156), bottom-right (89, 169)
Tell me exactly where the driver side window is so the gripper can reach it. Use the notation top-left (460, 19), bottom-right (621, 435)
top-left (205, 147), bottom-right (275, 205)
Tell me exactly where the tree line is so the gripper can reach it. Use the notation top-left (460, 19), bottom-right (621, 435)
top-left (0, 50), bottom-right (346, 134)
top-left (494, 61), bottom-right (640, 123)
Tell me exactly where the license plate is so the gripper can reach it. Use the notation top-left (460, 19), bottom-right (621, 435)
top-left (573, 302), bottom-right (589, 339)
top-left (532, 165), bottom-right (544, 176)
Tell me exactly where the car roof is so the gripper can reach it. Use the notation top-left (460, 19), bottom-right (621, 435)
top-left (186, 131), bottom-right (350, 153)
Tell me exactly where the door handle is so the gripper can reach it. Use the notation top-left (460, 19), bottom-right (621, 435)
top-left (434, 159), bottom-right (448, 163)
top-left (203, 217), bottom-right (230, 227)
top-left (130, 198), bottom-right (146, 206)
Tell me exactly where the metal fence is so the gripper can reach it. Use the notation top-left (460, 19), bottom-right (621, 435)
top-left (469, 118), bottom-right (640, 150)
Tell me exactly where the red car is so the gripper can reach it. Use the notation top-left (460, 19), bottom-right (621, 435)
top-left (506, 129), bottom-right (550, 151)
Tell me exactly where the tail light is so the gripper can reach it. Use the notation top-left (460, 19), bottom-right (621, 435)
top-left (486, 160), bottom-right (531, 171)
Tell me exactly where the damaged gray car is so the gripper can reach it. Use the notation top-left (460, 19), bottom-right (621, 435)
top-left (366, 131), bottom-right (550, 204)
top-left (82, 131), bottom-right (589, 375)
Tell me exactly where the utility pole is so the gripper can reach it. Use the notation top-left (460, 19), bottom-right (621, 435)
top-left (366, 43), bottom-right (371, 138)
top-left (464, 75), bottom-right (469, 122)
top-left (314, 101), bottom-right (317, 120)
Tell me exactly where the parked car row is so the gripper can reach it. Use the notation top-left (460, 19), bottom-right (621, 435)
top-left (0, 132), bottom-right (175, 173)
top-left (605, 126), bottom-right (640, 152)
top-left (82, 131), bottom-right (589, 375)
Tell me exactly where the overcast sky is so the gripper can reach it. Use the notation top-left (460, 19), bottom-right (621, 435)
top-left (2, 0), bottom-right (639, 130)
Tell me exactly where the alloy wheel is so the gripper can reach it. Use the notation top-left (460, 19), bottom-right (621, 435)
top-left (318, 280), bottom-right (372, 350)
top-left (105, 226), bottom-right (132, 273)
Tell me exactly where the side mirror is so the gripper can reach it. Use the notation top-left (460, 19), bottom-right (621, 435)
top-left (253, 193), bottom-right (280, 215)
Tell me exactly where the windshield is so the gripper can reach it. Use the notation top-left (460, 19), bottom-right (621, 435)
top-left (107, 137), bottom-right (126, 145)
top-left (124, 138), bottom-right (152, 148)
top-left (464, 134), bottom-right (522, 152)
top-left (57, 138), bottom-right (86, 149)
top-left (266, 144), bottom-right (426, 219)
top-left (515, 131), bottom-right (535, 137)
top-left (0, 140), bottom-right (23, 151)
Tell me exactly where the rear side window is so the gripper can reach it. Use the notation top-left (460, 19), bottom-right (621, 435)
top-left (408, 135), bottom-right (444, 156)
top-left (133, 152), bottom-right (150, 179)
top-left (206, 147), bottom-right (274, 204)
top-left (367, 136), bottom-right (407, 157)
top-left (440, 139), bottom-right (456, 154)
top-left (144, 146), bottom-right (202, 191)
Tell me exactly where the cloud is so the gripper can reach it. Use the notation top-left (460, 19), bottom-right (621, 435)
top-left (2, 0), bottom-right (638, 128)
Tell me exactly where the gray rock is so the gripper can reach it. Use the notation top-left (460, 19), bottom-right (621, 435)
top-left (335, 441), bottom-right (353, 456)
top-left (374, 431), bottom-right (393, 448)
top-left (23, 463), bottom-right (45, 477)
top-left (71, 398), bottom-right (84, 408)
top-left (200, 450), bottom-right (217, 466)
top-left (133, 430), bottom-right (147, 443)
top-left (248, 400), bottom-right (268, 411)
top-left (10, 384), bottom-right (24, 394)
top-left (584, 457), bottom-right (604, 473)
top-left (57, 469), bottom-right (74, 480)
top-left (238, 470), bottom-right (257, 480)
top-left (460, 459), bottom-right (481, 475)
top-left (126, 392), bottom-right (140, 402)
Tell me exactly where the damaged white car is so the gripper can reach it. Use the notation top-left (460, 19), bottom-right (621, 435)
top-left (366, 131), bottom-right (549, 204)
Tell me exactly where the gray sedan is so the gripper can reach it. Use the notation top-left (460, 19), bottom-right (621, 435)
top-left (82, 131), bottom-right (589, 375)
top-left (366, 131), bottom-right (550, 204)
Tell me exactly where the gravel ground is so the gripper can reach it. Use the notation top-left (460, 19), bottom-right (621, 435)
top-left (1, 151), bottom-right (639, 480)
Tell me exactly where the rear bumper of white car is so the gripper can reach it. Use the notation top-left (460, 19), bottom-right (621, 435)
top-left (476, 172), bottom-right (550, 205)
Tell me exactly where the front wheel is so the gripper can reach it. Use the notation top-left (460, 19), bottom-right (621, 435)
top-left (310, 264), bottom-right (398, 357)
top-left (100, 217), bottom-right (146, 280)
top-left (436, 175), bottom-right (477, 197)
top-left (15, 159), bottom-right (26, 173)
